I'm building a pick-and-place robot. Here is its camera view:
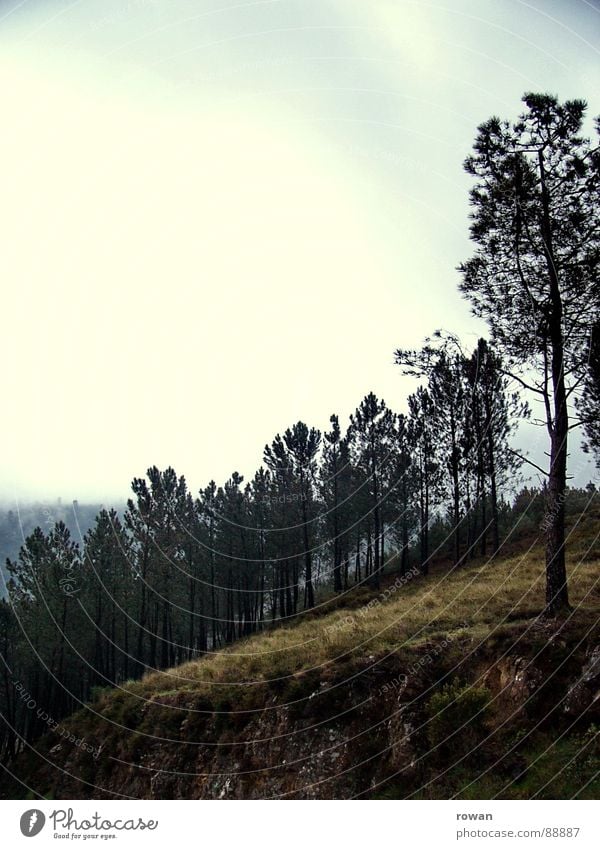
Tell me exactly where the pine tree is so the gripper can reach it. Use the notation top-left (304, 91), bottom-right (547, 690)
top-left (320, 415), bottom-right (353, 592)
top-left (348, 394), bottom-right (396, 588)
top-left (282, 423), bottom-right (321, 609)
top-left (389, 413), bottom-right (416, 576)
top-left (407, 388), bottom-right (439, 573)
top-left (463, 339), bottom-right (527, 555)
top-left (459, 93), bottom-right (600, 615)
top-left (579, 322), bottom-right (600, 466)
top-left (82, 509), bottom-right (133, 684)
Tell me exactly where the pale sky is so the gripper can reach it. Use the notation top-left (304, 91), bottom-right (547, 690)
top-left (0, 0), bottom-right (598, 501)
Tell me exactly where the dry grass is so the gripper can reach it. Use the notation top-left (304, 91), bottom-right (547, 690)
top-left (114, 514), bottom-right (600, 705)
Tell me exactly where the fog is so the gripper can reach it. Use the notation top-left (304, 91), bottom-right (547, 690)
top-left (0, 0), bottom-right (598, 501)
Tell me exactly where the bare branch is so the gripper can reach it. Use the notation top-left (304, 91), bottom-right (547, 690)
top-left (507, 447), bottom-right (549, 477)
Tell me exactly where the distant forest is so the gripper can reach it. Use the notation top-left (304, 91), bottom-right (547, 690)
top-left (0, 503), bottom-right (107, 596)
top-left (1, 92), bottom-right (599, 769)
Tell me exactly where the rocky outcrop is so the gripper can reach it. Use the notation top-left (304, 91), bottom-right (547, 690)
top-left (2, 622), bottom-right (599, 800)
top-left (484, 655), bottom-right (544, 706)
top-left (564, 644), bottom-right (600, 718)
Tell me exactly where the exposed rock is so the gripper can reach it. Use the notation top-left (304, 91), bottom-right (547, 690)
top-left (386, 676), bottom-right (421, 776)
top-left (485, 656), bottom-right (543, 706)
top-left (5, 628), bottom-right (600, 800)
top-left (564, 644), bottom-right (600, 717)
top-left (581, 645), bottom-right (600, 685)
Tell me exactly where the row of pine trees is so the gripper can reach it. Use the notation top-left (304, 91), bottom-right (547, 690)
top-left (0, 338), bottom-right (522, 759)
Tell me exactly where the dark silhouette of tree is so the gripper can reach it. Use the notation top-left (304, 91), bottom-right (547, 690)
top-left (430, 351), bottom-right (467, 566)
top-left (6, 523), bottom-right (83, 732)
top-left (458, 93), bottom-right (600, 615)
top-left (81, 509), bottom-right (133, 684)
top-left (348, 394), bottom-right (395, 588)
top-left (124, 479), bottom-right (153, 672)
top-left (389, 413), bottom-right (415, 576)
top-left (406, 387), bottom-right (439, 573)
top-left (264, 432), bottom-right (301, 617)
top-left (0, 599), bottom-right (18, 758)
top-left (199, 481), bottom-right (220, 649)
top-left (320, 415), bottom-right (353, 592)
top-left (248, 467), bottom-right (272, 629)
top-left (216, 472), bottom-right (248, 643)
top-left (177, 491), bottom-right (207, 658)
top-left (398, 334), bottom-right (526, 567)
top-left (397, 339), bottom-right (469, 567)
top-left (579, 322), bottom-right (600, 466)
top-left (463, 339), bottom-right (528, 555)
top-left (283, 422), bottom-right (322, 609)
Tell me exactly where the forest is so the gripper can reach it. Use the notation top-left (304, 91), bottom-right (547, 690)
top-left (1, 93), bottom-right (599, 792)
top-left (0, 502), bottom-right (105, 595)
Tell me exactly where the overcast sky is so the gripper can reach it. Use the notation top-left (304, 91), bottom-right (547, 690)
top-left (0, 0), bottom-right (598, 502)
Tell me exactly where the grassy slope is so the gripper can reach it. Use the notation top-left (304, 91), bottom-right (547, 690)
top-left (4, 510), bottom-right (600, 799)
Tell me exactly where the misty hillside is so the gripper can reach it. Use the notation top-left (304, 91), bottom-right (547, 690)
top-left (1, 81), bottom-right (598, 808)
top-left (2, 511), bottom-right (599, 800)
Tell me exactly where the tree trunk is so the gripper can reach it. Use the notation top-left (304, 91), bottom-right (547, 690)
top-left (484, 393), bottom-right (500, 554)
top-left (545, 419), bottom-right (569, 614)
top-left (420, 462), bottom-right (429, 576)
top-left (372, 457), bottom-right (381, 587)
top-left (332, 454), bottom-right (343, 593)
top-left (301, 499), bottom-right (315, 609)
top-left (539, 147), bottom-right (570, 617)
top-left (401, 515), bottom-right (409, 576)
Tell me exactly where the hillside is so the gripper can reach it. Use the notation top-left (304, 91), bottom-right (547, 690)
top-left (2, 513), bottom-right (600, 801)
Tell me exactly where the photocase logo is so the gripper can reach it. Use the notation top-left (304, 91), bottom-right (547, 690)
top-left (20, 810), bottom-right (46, 837)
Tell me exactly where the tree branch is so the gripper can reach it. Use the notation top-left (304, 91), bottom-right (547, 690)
top-left (507, 447), bottom-right (549, 477)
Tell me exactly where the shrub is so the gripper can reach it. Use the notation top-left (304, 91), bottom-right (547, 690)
top-left (426, 679), bottom-right (491, 763)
